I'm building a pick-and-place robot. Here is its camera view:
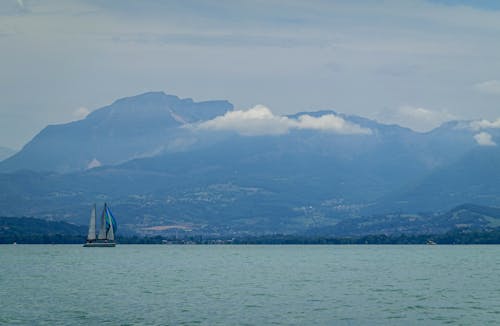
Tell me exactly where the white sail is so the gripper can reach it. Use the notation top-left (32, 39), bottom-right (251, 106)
top-left (87, 204), bottom-right (96, 241)
top-left (97, 204), bottom-right (107, 240)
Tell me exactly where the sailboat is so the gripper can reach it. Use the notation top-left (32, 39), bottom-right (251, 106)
top-left (83, 203), bottom-right (117, 247)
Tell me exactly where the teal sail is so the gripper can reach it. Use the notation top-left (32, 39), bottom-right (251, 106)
top-left (105, 205), bottom-right (117, 234)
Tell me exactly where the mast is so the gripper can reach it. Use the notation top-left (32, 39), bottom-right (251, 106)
top-left (87, 204), bottom-right (96, 241)
top-left (97, 203), bottom-right (107, 240)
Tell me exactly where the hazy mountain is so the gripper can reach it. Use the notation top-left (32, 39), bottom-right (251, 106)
top-left (0, 146), bottom-right (16, 161)
top-left (308, 203), bottom-right (500, 237)
top-left (0, 92), bottom-right (233, 172)
top-left (379, 143), bottom-right (500, 213)
top-left (0, 92), bottom-right (496, 234)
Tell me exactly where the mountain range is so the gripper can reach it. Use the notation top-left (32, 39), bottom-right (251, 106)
top-left (1, 91), bottom-right (500, 235)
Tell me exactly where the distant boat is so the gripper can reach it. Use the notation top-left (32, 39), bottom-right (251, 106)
top-left (426, 240), bottom-right (437, 245)
top-left (83, 203), bottom-right (117, 247)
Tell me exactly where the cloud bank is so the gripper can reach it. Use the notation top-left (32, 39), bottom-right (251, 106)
top-left (470, 118), bottom-right (500, 131)
top-left (376, 105), bottom-right (456, 132)
top-left (464, 118), bottom-right (500, 145)
top-left (474, 132), bottom-right (496, 146)
top-left (86, 158), bottom-right (102, 169)
top-left (197, 105), bottom-right (371, 136)
top-left (291, 114), bottom-right (371, 134)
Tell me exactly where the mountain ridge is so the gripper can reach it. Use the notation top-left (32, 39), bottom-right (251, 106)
top-left (0, 92), bottom-right (233, 172)
top-left (1, 92), bottom-right (499, 234)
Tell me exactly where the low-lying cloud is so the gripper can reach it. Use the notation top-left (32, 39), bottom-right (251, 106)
top-left (197, 105), bottom-right (372, 136)
top-left (474, 132), bottom-right (496, 146)
top-left (470, 118), bottom-right (500, 131)
top-left (198, 105), bottom-right (290, 136)
top-left (87, 158), bottom-right (102, 169)
top-left (377, 105), bottom-right (456, 132)
top-left (291, 114), bottom-right (371, 134)
top-left (464, 118), bottom-right (500, 146)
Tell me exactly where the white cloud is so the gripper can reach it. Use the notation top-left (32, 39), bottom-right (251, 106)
top-left (198, 105), bottom-right (290, 136)
top-left (197, 105), bottom-right (371, 136)
top-left (470, 118), bottom-right (500, 131)
top-left (474, 132), bottom-right (496, 146)
top-left (73, 107), bottom-right (90, 120)
top-left (291, 114), bottom-right (371, 135)
top-left (376, 105), bottom-right (457, 132)
top-left (87, 158), bottom-right (102, 169)
top-left (474, 80), bottom-right (500, 95)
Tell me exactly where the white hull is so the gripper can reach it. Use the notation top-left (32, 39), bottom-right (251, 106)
top-left (83, 241), bottom-right (116, 247)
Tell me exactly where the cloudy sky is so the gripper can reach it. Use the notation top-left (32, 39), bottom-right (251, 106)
top-left (1, 0), bottom-right (500, 148)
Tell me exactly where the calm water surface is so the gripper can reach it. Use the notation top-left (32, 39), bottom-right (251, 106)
top-left (1, 245), bottom-right (500, 325)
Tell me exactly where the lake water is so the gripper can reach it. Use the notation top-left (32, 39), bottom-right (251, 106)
top-left (1, 245), bottom-right (500, 325)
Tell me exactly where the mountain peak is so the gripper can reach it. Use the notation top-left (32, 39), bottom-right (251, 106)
top-left (87, 91), bottom-right (232, 123)
top-left (110, 91), bottom-right (178, 106)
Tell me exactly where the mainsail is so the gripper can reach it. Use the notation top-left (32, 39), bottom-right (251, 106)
top-left (97, 204), bottom-right (106, 240)
top-left (87, 204), bottom-right (96, 241)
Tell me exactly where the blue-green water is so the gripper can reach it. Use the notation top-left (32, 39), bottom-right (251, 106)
top-left (1, 245), bottom-right (500, 325)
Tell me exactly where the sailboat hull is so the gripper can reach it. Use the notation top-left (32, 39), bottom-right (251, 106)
top-left (83, 242), bottom-right (116, 247)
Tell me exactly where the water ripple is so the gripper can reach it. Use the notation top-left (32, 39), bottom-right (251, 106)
top-left (1, 245), bottom-right (500, 325)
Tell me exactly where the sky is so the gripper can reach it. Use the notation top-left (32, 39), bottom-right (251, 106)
top-left (1, 0), bottom-right (500, 149)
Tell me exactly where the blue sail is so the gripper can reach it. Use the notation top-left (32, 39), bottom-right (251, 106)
top-left (105, 205), bottom-right (118, 233)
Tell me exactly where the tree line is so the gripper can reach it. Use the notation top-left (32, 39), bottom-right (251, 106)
top-left (5, 228), bottom-right (500, 244)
